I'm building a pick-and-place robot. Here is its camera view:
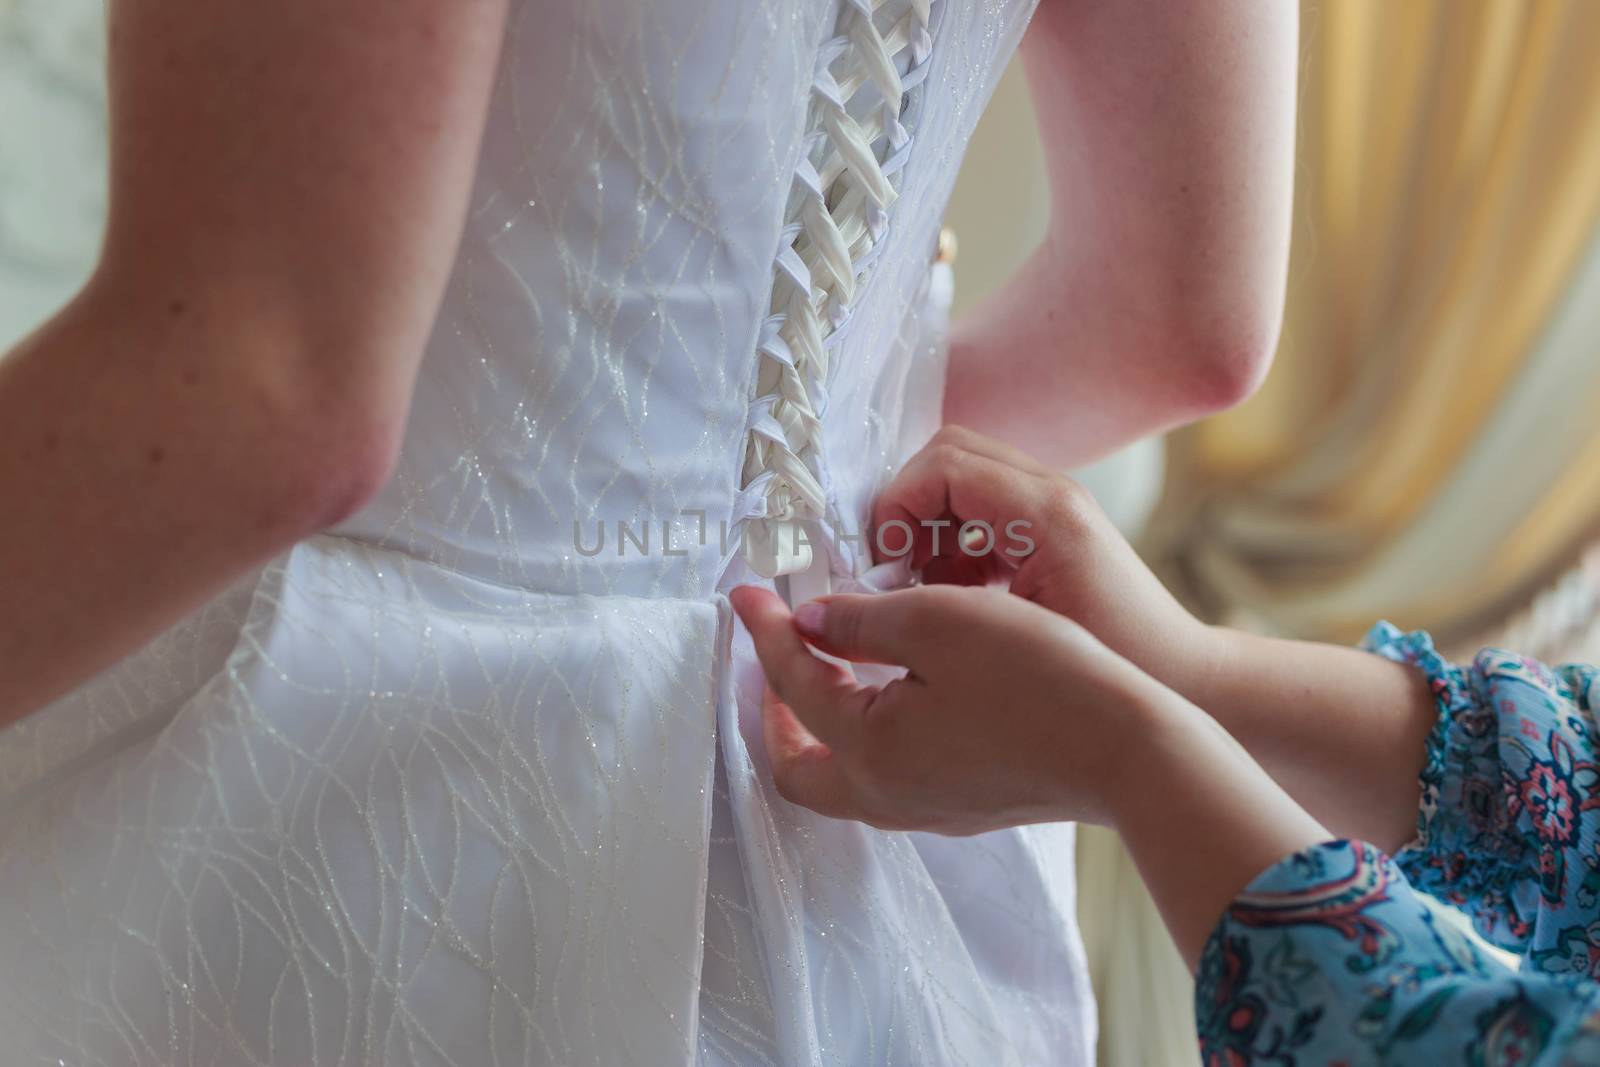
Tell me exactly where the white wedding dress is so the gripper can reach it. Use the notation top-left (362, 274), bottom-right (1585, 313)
top-left (0, 1), bottom-right (1095, 1063)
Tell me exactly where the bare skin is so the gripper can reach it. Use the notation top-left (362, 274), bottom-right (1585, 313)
top-left (0, 0), bottom-right (510, 722)
top-left (731, 425), bottom-right (1440, 966)
top-left (949, 0), bottom-right (1299, 466)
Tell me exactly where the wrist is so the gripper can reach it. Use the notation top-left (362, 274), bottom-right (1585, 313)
top-left (1169, 621), bottom-right (1243, 713)
top-left (1083, 667), bottom-right (1197, 828)
top-left (1107, 699), bottom-right (1331, 967)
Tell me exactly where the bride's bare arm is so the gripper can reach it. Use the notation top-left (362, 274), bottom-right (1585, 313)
top-left (0, 0), bottom-right (509, 723)
top-left (946, 0), bottom-right (1298, 467)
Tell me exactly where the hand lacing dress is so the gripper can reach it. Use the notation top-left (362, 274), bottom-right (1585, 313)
top-left (0, 1), bottom-right (1095, 1063)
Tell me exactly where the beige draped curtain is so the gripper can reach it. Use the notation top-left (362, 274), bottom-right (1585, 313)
top-left (1153, 0), bottom-right (1600, 647)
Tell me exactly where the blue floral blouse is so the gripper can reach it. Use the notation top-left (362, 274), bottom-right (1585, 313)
top-left (1195, 624), bottom-right (1600, 1065)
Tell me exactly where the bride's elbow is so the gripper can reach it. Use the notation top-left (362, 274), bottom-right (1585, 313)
top-left (210, 333), bottom-right (414, 535)
top-left (182, 337), bottom-right (412, 539)
top-left (1172, 308), bottom-right (1281, 416)
top-left (180, 357), bottom-right (409, 544)
top-left (71, 264), bottom-right (415, 544)
top-left (284, 427), bottom-right (402, 533)
top-left (252, 398), bottom-right (406, 536)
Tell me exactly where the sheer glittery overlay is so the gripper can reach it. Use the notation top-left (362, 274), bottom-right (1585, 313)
top-left (0, 1), bottom-right (1095, 1063)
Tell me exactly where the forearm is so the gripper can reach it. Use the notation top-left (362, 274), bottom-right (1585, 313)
top-left (0, 282), bottom-right (379, 722)
top-left (1177, 627), bottom-right (1437, 854)
top-left (1107, 689), bottom-right (1328, 968)
top-left (1089, 580), bottom-right (1600, 974)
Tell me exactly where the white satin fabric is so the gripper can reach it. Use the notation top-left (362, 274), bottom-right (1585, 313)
top-left (0, 1), bottom-right (1095, 1063)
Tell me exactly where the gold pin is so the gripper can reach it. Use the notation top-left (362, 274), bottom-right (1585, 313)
top-left (936, 226), bottom-right (959, 265)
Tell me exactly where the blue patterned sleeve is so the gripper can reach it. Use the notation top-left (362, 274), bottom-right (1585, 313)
top-left (1364, 622), bottom-right (1600, 976)
top-left (1196, 840), bottom-right (1600, 1065)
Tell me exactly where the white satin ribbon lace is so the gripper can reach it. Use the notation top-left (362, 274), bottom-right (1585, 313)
top-left (738, 0), bottom-right (939, 579)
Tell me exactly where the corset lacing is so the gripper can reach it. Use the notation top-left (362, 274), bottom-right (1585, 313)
top-left (736, 0), bottom-right (943, 579)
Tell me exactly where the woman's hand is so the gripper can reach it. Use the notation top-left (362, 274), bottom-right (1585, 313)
top-left (874, 425), bottom-right (1222, 698)
top-left (729, 579), bottom-right (1330, 966)
top-left (729, 583), bottom-right (1161, 835)
top-left (877, 425), bottom-right (1438, 852)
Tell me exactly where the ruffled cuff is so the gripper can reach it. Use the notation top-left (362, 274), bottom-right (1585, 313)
top-left (1361, 623), bottom-right (1535, 948)
top-left (1360, 622), bottom-right (1478, 858)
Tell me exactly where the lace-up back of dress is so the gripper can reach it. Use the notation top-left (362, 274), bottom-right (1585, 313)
top-left (738, 0), bottom-right (939, 579)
